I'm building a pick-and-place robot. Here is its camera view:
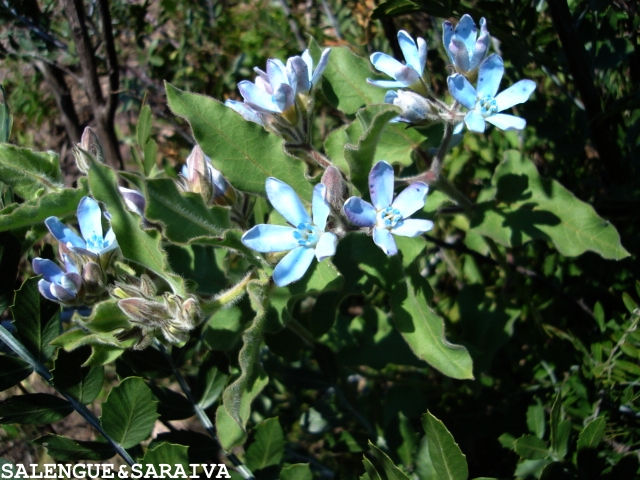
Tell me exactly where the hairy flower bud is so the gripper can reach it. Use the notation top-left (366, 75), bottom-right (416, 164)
top-left (321, 166), bottom-right (347, 213)
top-left (179, 145), bottom-right (235, 206)
top-left (74, 127), bottom-right (105, 174)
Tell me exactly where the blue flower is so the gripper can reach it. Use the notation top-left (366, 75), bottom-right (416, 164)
top-left (230, 48), bottom-right (331, 120)
top-left (343, 161), bottom-right (433, 256)
top-left (45, 196), bottom-right (118, 259)
top-left (368, 30), bottom-right (427, 90)
top-left (443, 14), bottom-right (490, 75)
top-left (32, 255), bottom-right (82, 304)
top-left (242, 178), bottom-right (337, 287)
top-left (447, 54), bottom-right (536, 132)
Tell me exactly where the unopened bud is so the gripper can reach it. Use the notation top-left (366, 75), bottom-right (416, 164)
top-left (321, 166), bottom-right (347, 212)
top-left (180, 145), bottom-right (234, 206)
top-left (74, 127), bottom-right (105, 174)
top-left (385, 90), bottom-right (435, 124)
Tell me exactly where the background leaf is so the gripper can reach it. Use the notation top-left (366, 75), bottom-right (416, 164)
top-left (0, 144), bottom-right (63, 200)
top-left (422, 411), bottom-right (469, 480)
top-left (0, 393), bottom-right (72, 425)
top-left (245, 417), bottom-right (285, 471)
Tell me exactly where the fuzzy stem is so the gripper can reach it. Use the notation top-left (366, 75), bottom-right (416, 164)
top-left (154, 341), bottom-right (255, 480)
top-left (0, 324), bottom-right (136, 466)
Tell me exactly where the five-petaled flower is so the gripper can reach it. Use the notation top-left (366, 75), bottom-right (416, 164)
top-left (443, 14), bottom-right (490, 76)
top-left (368, 30), bottom-right (427, 92)
top-left (447, 54), bottom-right (536, 132)
top-left (45, 196), bottom-right (118, 259)
top-left (32, 255), bottom-right (82, 304)
top-left (343, 161), bottom-right (433, 256)
top-left (242, 178), bottom-right (337, 287)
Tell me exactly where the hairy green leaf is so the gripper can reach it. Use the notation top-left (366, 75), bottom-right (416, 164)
top-left (0, 144), bottom-right (63, 200)
top-left (245, 417), bottom-right (285, 471)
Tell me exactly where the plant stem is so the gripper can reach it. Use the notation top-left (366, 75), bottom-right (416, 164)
top-left (0, 324), bottom-right (136, 466)
top-left (154, 341), bottom-right (255, 480)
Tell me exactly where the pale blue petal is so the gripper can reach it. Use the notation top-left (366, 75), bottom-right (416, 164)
top-left (397, 30), bottom-right (424, 74)
top-left (273, 246), bottom-right (315, 287)
top-left (238, 81), bottom-right (281, 112)
top-left (272, 83), bottom-right (295, 112)
top-left (485, 113), bottom-right (526, 131)
top-left (392, 219), bottom-right (434, 237)
top-left (469, 18), bottom-right (490, 70)
top-left (442, 20), bottom-right (455, 63)
top-left (225, 100), bottom-right (265, 126)
top-left (367, 78), bottom-right (406, 89)
top-left (455, 14), bottom-right (478, 57)
top-left (369, 161), bottom-right (394, 210)
top-left (266, 58), bottom-right (290, 87)
top-left (37, 279), bottom-right (58, 302)
top-left (314, 232), bottom-right (337, 261)
top-left (447, 74), bottom-right (476, 110)
top-left (416, 37), bottom-right (427, 73)
top-left (343, 197), bottom-right (376, 227)
top-left (477, 54), bottom-right (504, 99)
top-left (45, 216), bottom-right (85, 249)
top-left (311, 184), bottom-right (330, 231)
top-left (33, 258), bottom-right (64, 283)
top-left (288, 56), bottom-right (310, 94)
top-left (103, 228), bottom-right (118, 252)
top-left (464, 111), bottom-right (487, 132)
top-left (119, 187), bottom-right (146, 216)
top-left (449, 37), bottom-right (470, 72)
top-left (373, 227), bottom-right (398, 255)
top-left (494, 79), bottom-right (536, 111)
top-left (77, 197), bottom-right (103, 243)
top-left (453, 122), bottom-right (464, 134)
top-left (310, 48), bottom-right (331, 87)
top-left (394, 66), bottom-right (421, 86)
top-left (242, 224), bottom-right (298, 252)
top-left (391, 182), bottom-right (429, 218)
top-left (265, 178), bottom-right (310, 226)
top-left (52, 283), bottom-right (75, 302)
top-left (60, 274), bottom-right (80, 295)
top-left (61, 254), bottom-right (78, 274)
top-left (370, 52), bottom-right (406, 80)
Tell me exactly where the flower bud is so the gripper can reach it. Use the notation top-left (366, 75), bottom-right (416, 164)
top-left (321, 166), bottom-right (347, 213)
top-left (179, 145), bottom-right (235, 206)
top-left (385, 90), bottom-right (436, 124)
top-left (74, 127), bottom-right (105, 174)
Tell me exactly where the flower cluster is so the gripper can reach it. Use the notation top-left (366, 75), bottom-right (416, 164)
top-left (33, 196), bottom-right (117, 305)
top-left (242, 161), bottom-right (432, 286)
top-left (226, 48), bottom-right (331, 144)
top-left (369, 15), bottom-right (535, 132)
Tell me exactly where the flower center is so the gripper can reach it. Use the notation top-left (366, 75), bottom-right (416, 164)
top-left (293, 222), bottom-right (320, 247)
top-left (477, 94), bottom-right (498, 117)
top-left (85, 233), bottom-right (106, 253)
top-left (376, 206), bottom-right (404, 230)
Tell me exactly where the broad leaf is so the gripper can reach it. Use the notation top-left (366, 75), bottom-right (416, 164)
top-left (165, 82), bottom-right (312, 199)
top-left (422, 411), bottom-right (468, 480)
top-left (577, 416), bottom-right (606, 451)
top-left (245, 417), bottom-right (285, 471)
top-left (0, 393), bottom-right (72, 424)
top-left (514, 435), bottom-right (550, 460)
top-left (280, 464), bottom-right (313, 480)
top-left (0, 355), bottom-right (33, 391)
top-left (140, 442), bottom-right (190, 472)
top-left (471, 150), bottom-right (629, 260)
top-left (100, 377), bottom-right (159, 449)
top-left (367, 442), bottom-right (411, 480)
top-left (52, 347), bottom-right (104, 404)
top-left (0, 144), bottom-right (63, 200)
top-left (34, 434), bottom-right (114, 461)
top-left (145, 178), bottom-right (229, 244)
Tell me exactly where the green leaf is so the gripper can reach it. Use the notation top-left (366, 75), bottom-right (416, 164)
top-left (310, 41), bottom-right (387, 115)
top-left (0, 144), bottom-right (63, 200)
top-left (144, 139), bottom-right (158, 177)
top-left (79, 299), bottom-right (132, 333)
top-left (0, 177), bottom-right (89, 232)
top-left (577, 416), bottom-right (606, 451)
top-left (138, 104), bottom-right (153, 150)
top-left (34, 434), bottom-right (114, 461)
top-left (471, 150), bottom-right (629, 260)
top-left (367, 442), bottom-right (411, 480)
top-left (280, 464), bottom-right (313, 480)
top-left (372, 0), bottom-right (422, 18)
top-left (422, 411), bottom-right (468, 480)
top-left (526, 401), bottom-right (546, 439)
top-left (215, 280), bottom-right (270, 450)
top-left (391, 263), bottom-right (474, 380)
top-left (11, 277), bottom-right (60, 365)
top-left (100, 377), bottom-right (159, 449)
top-left (362, 457), bottom-right (382, 480)
top-left (0, 85), bottom-right (13, 143)
top-left (140, 442), bottom-right (189, 472)
top-left (165, 82), bottom-right (312, 199)
top-left (514, 435), bottom-right (550, 460)
top-left (245, 417), bottom-right (285, 471)
top-left (195, 357), bottom-right (229, 410)
top-left (145, 178), bottom-right (229, 244)
top-left (87, 157), bottom-right (185, 295)
top-left (0, 393), bottom-right (72, 424)
top-left (0, 355), bottom-right (33, 391)
top-left (52, 347), bottom-right (104, 404)
top-left (344, 104), bottom-right (402, 195)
